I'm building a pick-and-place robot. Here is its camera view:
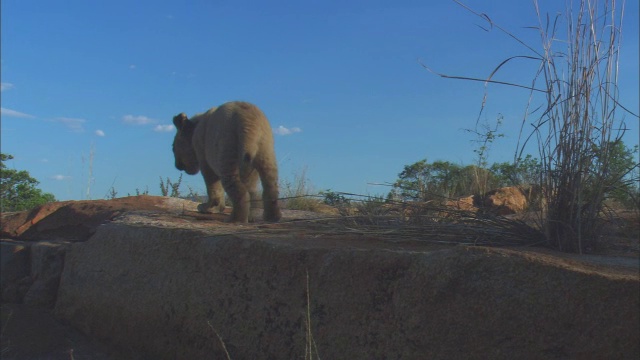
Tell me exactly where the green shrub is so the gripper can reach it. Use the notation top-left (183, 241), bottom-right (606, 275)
top-left (1, 153), bottom-right (56, 212)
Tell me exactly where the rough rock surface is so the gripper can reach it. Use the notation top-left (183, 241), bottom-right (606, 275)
top-left (0, 195), bottom-right (200, 241)
top-left (1, 240), bottom-right (69, 308)
top-left (1, 303), bottom-right (113, 360)
top-left (0, 242), bottom-right (31, 304)
top-left (445, 194), bottom-right (477, 212)
top-left (445, 187), bottom-right (529, 215)
top-left (1, 196), bottom-right (639, 359)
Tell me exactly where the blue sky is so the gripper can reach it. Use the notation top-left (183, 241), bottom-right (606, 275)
top-left (2, 0), bottom-right (638, 201)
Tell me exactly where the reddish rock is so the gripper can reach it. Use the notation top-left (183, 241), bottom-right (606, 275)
top-left (445, 195), bottom-right (478, 212)
top-left (0, 195), bottom-right (200, 241)
top-left (482, 186), bottom-right (528, 215)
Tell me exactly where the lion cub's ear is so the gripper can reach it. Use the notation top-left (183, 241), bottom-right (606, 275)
top-left (173, 113), bottom-right (189, 130)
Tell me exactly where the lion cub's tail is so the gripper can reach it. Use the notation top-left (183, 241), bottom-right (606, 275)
top-left (240, 149), bottom-right (256, 178)
top-left (235, 103), bottom-right (270, 179)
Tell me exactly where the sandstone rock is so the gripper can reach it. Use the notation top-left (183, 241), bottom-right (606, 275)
top-left (54, 221), bottom-right (639, 360)
top-left (482, 186), bottom-right (528, 215)
top-left (445, 195), bottom-right (478, 211)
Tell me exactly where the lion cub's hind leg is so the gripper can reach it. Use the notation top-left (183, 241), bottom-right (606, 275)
top-left (221, 174), bottom-right (251, 223)
top-left (256, 163), bottom-right (282, 222)
top-left (197, 166), bottom-right (226, 214)
top-left (245, 169), bottom-right (261, 222)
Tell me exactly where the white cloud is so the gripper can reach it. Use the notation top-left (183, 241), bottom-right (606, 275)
top-left (154, 124), bottom-right (175, 132)
top-left (1, 107), bottom-right (35, 119)
top-left (95, 129), bottom-right (105, 137)
top-left (51, 174), bottom-right (71, 181)
top-left (122, 114), bottom-right (155, 125)
top-left (273, 125), bottom-right (302, 136)
top-left (1, 83), bottom-right (14, 91)
top-left (54, 117), bottom-right (85, 132)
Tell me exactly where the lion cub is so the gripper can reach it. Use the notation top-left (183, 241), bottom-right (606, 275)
top-left (172, 101), bottom-right (282, 223)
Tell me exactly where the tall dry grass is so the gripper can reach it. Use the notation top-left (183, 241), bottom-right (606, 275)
top-left (280, 167), bottom-right (324, 212)
top-left (521, 0), bottom-right (632, 252)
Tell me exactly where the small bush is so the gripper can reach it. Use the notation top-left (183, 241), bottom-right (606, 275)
top-left (160, 174), bottom-right (183, 197)
top-left (280, 167), bottom-right (323, 212)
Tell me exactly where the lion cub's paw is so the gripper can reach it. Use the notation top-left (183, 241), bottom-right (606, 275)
top-left (197, 203), bottom-right (214, 214)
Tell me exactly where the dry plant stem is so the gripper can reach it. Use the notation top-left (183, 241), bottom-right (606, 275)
top-left (207, 321), bottom-right (232, 360)
top-left (86, 143), bottom-right (95, 200)
top-left (210, 196), bottom-right (544, 248)
top-left (257, 210), bottom-right (541, 248)
top-left (304, 271), bottom-right (321, 360)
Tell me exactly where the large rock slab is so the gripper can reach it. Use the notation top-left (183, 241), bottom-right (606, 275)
top-left (54, 221), bottom-right (639, 360)
top-left (0, 196), bottom-right (204, 308)
top-left (23, 241), bottom-right (68, 307)
top-left (0, 241), bottom-right (31, 303)
top-left (1, 240), bottom-right (72, 308)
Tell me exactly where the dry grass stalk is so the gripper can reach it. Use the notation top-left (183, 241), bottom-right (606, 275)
top-left (304, 271), bottom-right (321, 360)
top-left (207, 321), bottom-right (232, 360)
top-left (253, 194), bottom-right (545, 248)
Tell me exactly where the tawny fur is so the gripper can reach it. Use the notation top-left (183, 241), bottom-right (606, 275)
top-left (172, 101), bottom-right (282, 223)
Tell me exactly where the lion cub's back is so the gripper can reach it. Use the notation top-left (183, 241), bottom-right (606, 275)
top-left (195, 101), bottom-right (274, 164)
top-left (209, 101), bottom-right (271, 132)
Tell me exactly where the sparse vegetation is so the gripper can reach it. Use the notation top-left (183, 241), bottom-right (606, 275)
top-left (106, 186), bottom-right (118, 200)
top-left (390, 160), bottom-right (472, 202)
top-left (594, 141), bottom-right (639, 209)
top-left (490, 155), bottom-right (543, 188)
top-left (466, 115), bottom-right (505, 195)
top-left (388, 158), bottom-right (539, 203)
top-left (160, 174), bottom-right (183, 197)
top-left (321, 190), bottom-right (352, 215)
top-left (422, 0), bottom-right (638, 253)
top-left (106, 175), bottom-right (204, 201)
top-left (280, 167), bottom-right (323, 211)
